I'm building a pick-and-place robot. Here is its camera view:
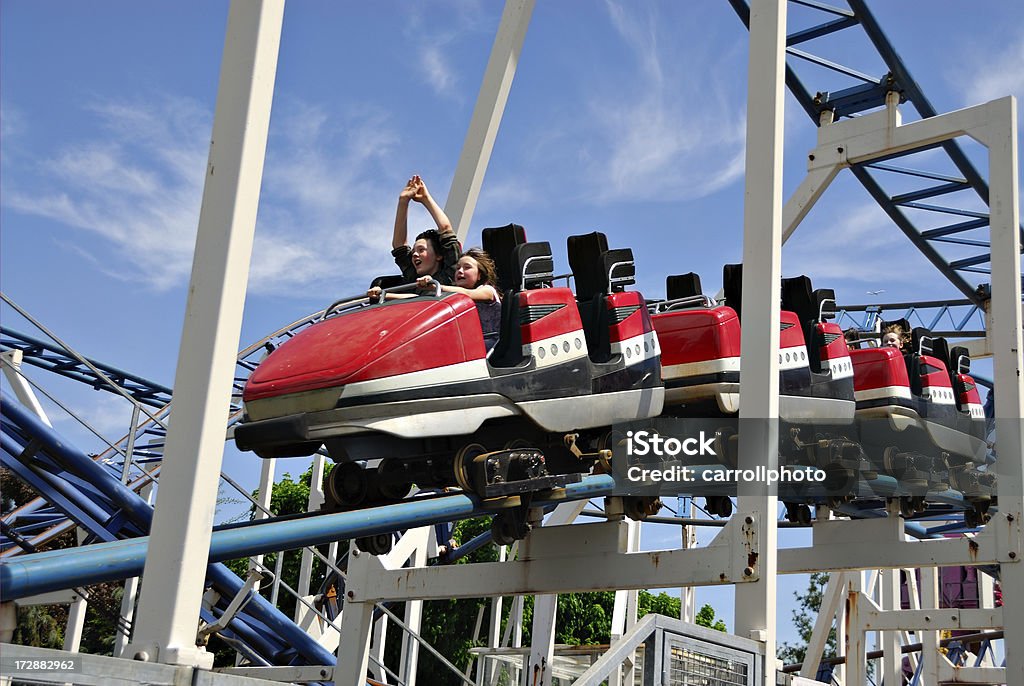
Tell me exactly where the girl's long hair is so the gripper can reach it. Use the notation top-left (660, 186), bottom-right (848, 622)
top-left (463, 248), bottom-right (499, 293)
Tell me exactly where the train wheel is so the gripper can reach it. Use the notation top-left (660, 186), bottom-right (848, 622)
top-left (623, 496), bottom-right (661, 522)
top-left (491, 510), bottom-right (531, 546)
top-left (453, 443), bottom-right (486, 493)
top-left (356, 534), bottom-right (393, 556)
top-left (797, 504), bottom-right (812, 525)
top-left (327, 462), bottom-right (369, 508)
top-left (706, 496), bottom-right (733, 518)
top-left (377, 458), bottom-right (413, 501)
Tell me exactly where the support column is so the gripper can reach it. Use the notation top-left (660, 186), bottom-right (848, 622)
top-left (445, 0), bottom-right (535, 241)
top-left (127, 0), bottom-right (283, 668)
top-left (735, 1), bottom-right (786, 681)
top-left (880, 569), bottom-right (902, 686)
top-left (523, 502), bottom-right (586, 686)
top-left (919, 568), bottom-right (941, 684)
top-left (294, 454), bottom-right (326, 611)
top-left (983, 95), bottom-right (1024, 686)
top-left (251, 457), bottom-right (276, 596)
top-left (336, 552), bottom-right (375, 686)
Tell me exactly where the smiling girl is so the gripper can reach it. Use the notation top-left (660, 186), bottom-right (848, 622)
top-left (416, 248), bottom-right (502, 350)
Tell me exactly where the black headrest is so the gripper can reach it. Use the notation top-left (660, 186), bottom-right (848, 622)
top-left (911, 327), bottom-right (933, 356)
top-left (567, 232), bottom-right (610, 300)
top-left (722, 263), bottom-right (743, 318)
top-left (949, 346), bottom-right (971, 375)
top-left (931, 336), bottom-right (951, 374)
top-left (370, 275), bottom-right (405, 290)
top-left (603, 248), bottom-right (635, 292)
top-left (666, 273), bottom-right (703, 300)
top-left (781, 275), bottom-right (815, 322)
top-left (512, 242), bottom-right (554, 291)
top-left (483, 224), bottom-right (527, 295)
top-left (814, 288), bottom-right (836, 320)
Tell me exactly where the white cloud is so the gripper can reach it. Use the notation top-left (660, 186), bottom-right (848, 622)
top-left (51, 391), bottom-right (136, 444)
top-left (3, 94), bottom-right (414, 297)
top-left (420, 45), bottom-right (457, 96)
top-left (784, 202), bottom-right (936, 286)
top-left (577, 3), bottom-right (747, 203)
top-left (961, 33), bottom-right (1024, 106)
top-left (4, 95), bottom-right (208, 291)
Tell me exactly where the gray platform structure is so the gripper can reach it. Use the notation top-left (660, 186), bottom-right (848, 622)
top-left (1, 1), bottom-right (1021, 685)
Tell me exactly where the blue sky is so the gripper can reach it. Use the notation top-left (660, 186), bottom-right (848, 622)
top-left (2, 0), bottom-right (1022, 648)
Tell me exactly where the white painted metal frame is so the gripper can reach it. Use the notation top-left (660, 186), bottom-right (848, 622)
top-left (444, 0), bottom-right (535, 242)
top-left (336, 515), bottom-right (761, 685)
top-left (735, 1), bottom-right (787, 679)
top-left (127, 0), bottom-right (284, 668)
top-left (774, 92), bottom-right (1022, 683)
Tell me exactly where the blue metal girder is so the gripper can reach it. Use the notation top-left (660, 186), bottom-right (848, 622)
top-left (835, 297), bottom-right (988, 338)
top-left (726, 0), bottom-right (1024, 306)
top-left (0, 393), bottom-right (337, 667)
top-left (0, 327), bottom-right (173, 408)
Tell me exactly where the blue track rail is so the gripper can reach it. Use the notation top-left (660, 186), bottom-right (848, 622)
top-left (1, 393), bottom-right (336, 667)
top-left (1, 327), bottom-right (173, 408)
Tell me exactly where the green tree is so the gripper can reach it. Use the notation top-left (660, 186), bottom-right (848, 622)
top-left (778, 572), bottom-right (834, 666)
top-left (217, 464), bottom-right (338, 665)
top-left (696, 603), bottom-right (727, 632)
top-left (1, 467), bottom-right (129, 656)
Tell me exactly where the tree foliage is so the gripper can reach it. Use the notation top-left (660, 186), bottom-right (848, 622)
top-left (1, 468), bottom-right (129, 656)
top-left (778, 572), bottom-right (834, 666)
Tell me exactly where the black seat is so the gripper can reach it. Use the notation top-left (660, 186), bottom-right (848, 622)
top-left (949, 345), bottom-right (972, 411)
top-left (666, 272), bottom-right (703, 301)
top-left (782, 275), bottom-right (821, 372)
top-left (949, 346), bottom-right (971, 377)
top-left (905, 327), bottom-right (935, 396)
top-left (722, 264), bottom-right (743, 321)
top-left (370, 275), bottom-right (405, 290)
top-left (813, 288), bottom-right (836, 321)
top-left (488, 241), bottom-right (553, 368)
top-left (911, 327), bottom-right (933, 357)
top-left (482, 223), bottom-right (527, 294)
top-left (931, 337), bottom-right (952, 376)
top-left (567, 232), bottom-right (609, 300)
top-left (515, 241), bottom-right (555, 290)
top-left (603, 248), bottom-right (635, 292)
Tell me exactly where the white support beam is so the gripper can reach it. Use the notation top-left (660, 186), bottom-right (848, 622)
top-left (608, 520), bottom-right (640, 686)
top-left (779, 512), bottom-right (1018, 573)
top-left (294, 454), bottom-right (326, 612)
top-left (397, 530), bottom-right (431, 686)
top-left (445, 0), bottom-right (535, 242)
top-left (335, 574), bottom-right (375, 686)
top-left (880, 569), bottom-right (902, 686)
top-left (798, 571), bottom-right (851, 680)
top-left (782, 162), bottom-right (841, 244)
top-left (735, 2), bottom-right (786, 679)
top-left (845, 588), bottom-right (867, 686)
top-left (977, 95), bottom-right (1024, 686)
top-left (250, 457), bottom-right (276, 599)
top-left (340, 516), bottom-right (758, 603)
top-left (1, 350), bottom-right (53, 427)
top-left (525, 501), bottom-right (586, 686)
top-left (919, 568), bottom-right (941, 685)
top-left (127, 0), bottom-right (283, 668)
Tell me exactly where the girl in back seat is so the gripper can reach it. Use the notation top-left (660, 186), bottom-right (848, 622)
top-left (418, 248), bottom-right (502, 351)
